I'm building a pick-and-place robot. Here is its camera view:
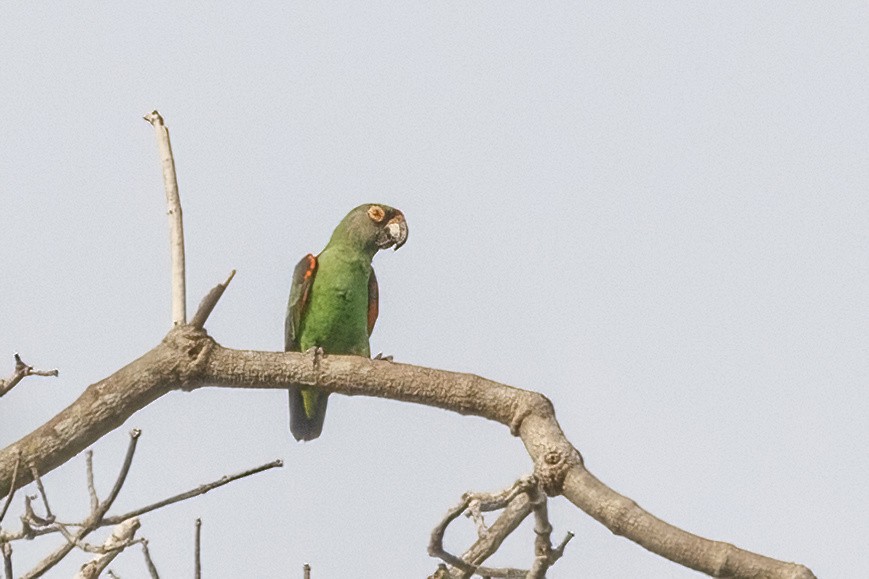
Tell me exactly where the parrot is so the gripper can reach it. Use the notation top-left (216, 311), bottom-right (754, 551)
top-left (284, 203), bottom-right (408, 441)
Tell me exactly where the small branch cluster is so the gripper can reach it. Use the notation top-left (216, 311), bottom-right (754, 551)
top-left (429, 476), bottom-right (573, 578)
top-left (0, 429), bottom-right (281, 579)
top-left (0, 354), bottom-right (58, 398)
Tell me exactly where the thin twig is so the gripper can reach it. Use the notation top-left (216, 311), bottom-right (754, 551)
top-left (6, 459), bottom-right (282, 544)
top-left (432, 477), bottom-right (572, 579)
top-left (428, 496), bottom-right (476, 574)
top-left (141, 539), bottom-right (160, 579)
top-left (22, 429), bottom-right (142, 579)
top-left (194, 518), bottom-right (201, 579)
top-left (103, 430), bottom-right (141, 510)
top-left (526, 484), bottom-right (552, 579)
top-left (28, 465), bottom-right (54, 523)
top-left (190, 269), bottom-right (236, 329)
top-left (144, 110), bottom-right (186, 326)
top-left (2, 542), bottom-right (12, 579)
top-left (86, 451), bottom-right (99, 513)
top-left (0, 453), bottom-right (21, 523)
top-left (0, 354), bottom-right (58, 398)
top-left (103, 459), bottom-right (282, 525)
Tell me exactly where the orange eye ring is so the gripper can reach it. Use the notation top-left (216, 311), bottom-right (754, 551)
top-left (367, 205), bottom-right (386, 222)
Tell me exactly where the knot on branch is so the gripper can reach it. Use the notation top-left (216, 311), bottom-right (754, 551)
top-left (163, 326), bottom-right (214, 390)
top-left (510, 391), bottom-right (555, 436)
top-left (534, 446), bottom-right (582, 496)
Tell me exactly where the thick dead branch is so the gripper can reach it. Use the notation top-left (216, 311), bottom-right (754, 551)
top-left (144, 110), bottom-right (186, 325)
top-left (0, 313), bottom-right (817, 578)
top-left (0, 354), bottom-right (58, 398)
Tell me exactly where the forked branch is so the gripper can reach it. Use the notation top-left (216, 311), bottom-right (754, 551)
top-left (0, 354), bottom-right (58, 398)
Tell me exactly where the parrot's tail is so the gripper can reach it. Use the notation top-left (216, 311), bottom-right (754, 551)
top-left (288, 387), bottom-right (328, 441)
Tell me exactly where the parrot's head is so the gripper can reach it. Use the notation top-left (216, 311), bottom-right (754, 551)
top-left (331, 203), bottom-right (408, 253)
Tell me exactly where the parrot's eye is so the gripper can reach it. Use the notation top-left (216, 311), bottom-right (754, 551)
top-left (367, 205), bottom-right (386, 223)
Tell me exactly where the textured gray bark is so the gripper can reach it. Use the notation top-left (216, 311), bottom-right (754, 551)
top-left (0, 326), bottom-right (816, 578)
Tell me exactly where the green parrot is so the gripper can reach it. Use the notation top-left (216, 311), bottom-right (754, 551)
top-left (285, 203), bottom-right (408, 441)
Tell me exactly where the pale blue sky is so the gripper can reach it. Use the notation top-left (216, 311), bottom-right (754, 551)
top-left (1, 3), bottom-right (866, 577)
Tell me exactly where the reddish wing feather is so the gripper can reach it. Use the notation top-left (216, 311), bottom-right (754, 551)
top-left (367, 267), bottom-right (379, 336)
top-left (284, 253), bottom-right (318, 352)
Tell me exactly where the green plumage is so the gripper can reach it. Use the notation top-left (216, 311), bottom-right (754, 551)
top-left (285, 204), bottom-right (407, 441)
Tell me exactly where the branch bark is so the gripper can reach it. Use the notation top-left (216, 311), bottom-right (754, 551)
top-left (0, 322), bottom-right (817, 579)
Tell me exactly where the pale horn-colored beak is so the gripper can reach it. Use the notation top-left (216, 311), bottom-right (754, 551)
top-left (384, 213), bottom-right (408, 250)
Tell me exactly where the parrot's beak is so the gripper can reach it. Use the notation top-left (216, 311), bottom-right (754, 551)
top-left (380, 213), bottom-right (408, 250)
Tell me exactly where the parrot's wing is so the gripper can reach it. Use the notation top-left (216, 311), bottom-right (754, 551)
top-left (367, 266), bottom-right (378, 336)
top-left (285, 254), bottom-right (318, 352)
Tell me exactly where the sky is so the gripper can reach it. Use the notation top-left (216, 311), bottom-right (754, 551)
top-left (1, 2), bottom-right (867, 577)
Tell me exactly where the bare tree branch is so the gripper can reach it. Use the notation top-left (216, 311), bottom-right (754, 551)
top-left (103, 459), bottom-right (282, 526)
top-left (2, 542), bottom-right (11, 579)
top-left (0, 354), bottom-right (58, 398)
top-left (190, 270), bottom-right (236, 329)
top-left (21, 430), bottom-right (140, 578)
top-left (27, 465), bottom-right (54, 523)
top-left (85, 451), bottom-right (99, 513)
top-left (0, 318), bottom-right (817, 578)
top-left (143, 110), bottom-right (186, 326)
top-left (141, 539), bottom-right (160, 579)
top-left (0, 453), bottom-right (20, 523)
top-left (432, 477), bottom-right (571, 579)
top-left (460, 494), bottom-right (532, 575)
top-left (73, 517), bottom-right (140, 579)
top-left (194, 518), bottom-right (201, 579)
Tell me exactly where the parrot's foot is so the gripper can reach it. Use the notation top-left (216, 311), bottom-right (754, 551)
top-left (305, 346), bottom-right (325, 369)
top-left (373, 352), bottom-right (394, 362)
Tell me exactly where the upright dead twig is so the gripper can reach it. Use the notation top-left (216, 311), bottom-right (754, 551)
top-left (194, 518), bottom-right (202, 579)
top-left (144, 110), bottom-right (186, 326)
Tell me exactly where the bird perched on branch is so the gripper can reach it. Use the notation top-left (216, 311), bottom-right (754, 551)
top-left (284, 204), bottom-right (408, 441)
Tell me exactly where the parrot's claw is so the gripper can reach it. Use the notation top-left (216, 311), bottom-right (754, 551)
top-left (305, 346), bottom-right (325, 368)
top-left (373, 352), bottom-right (394, 362)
